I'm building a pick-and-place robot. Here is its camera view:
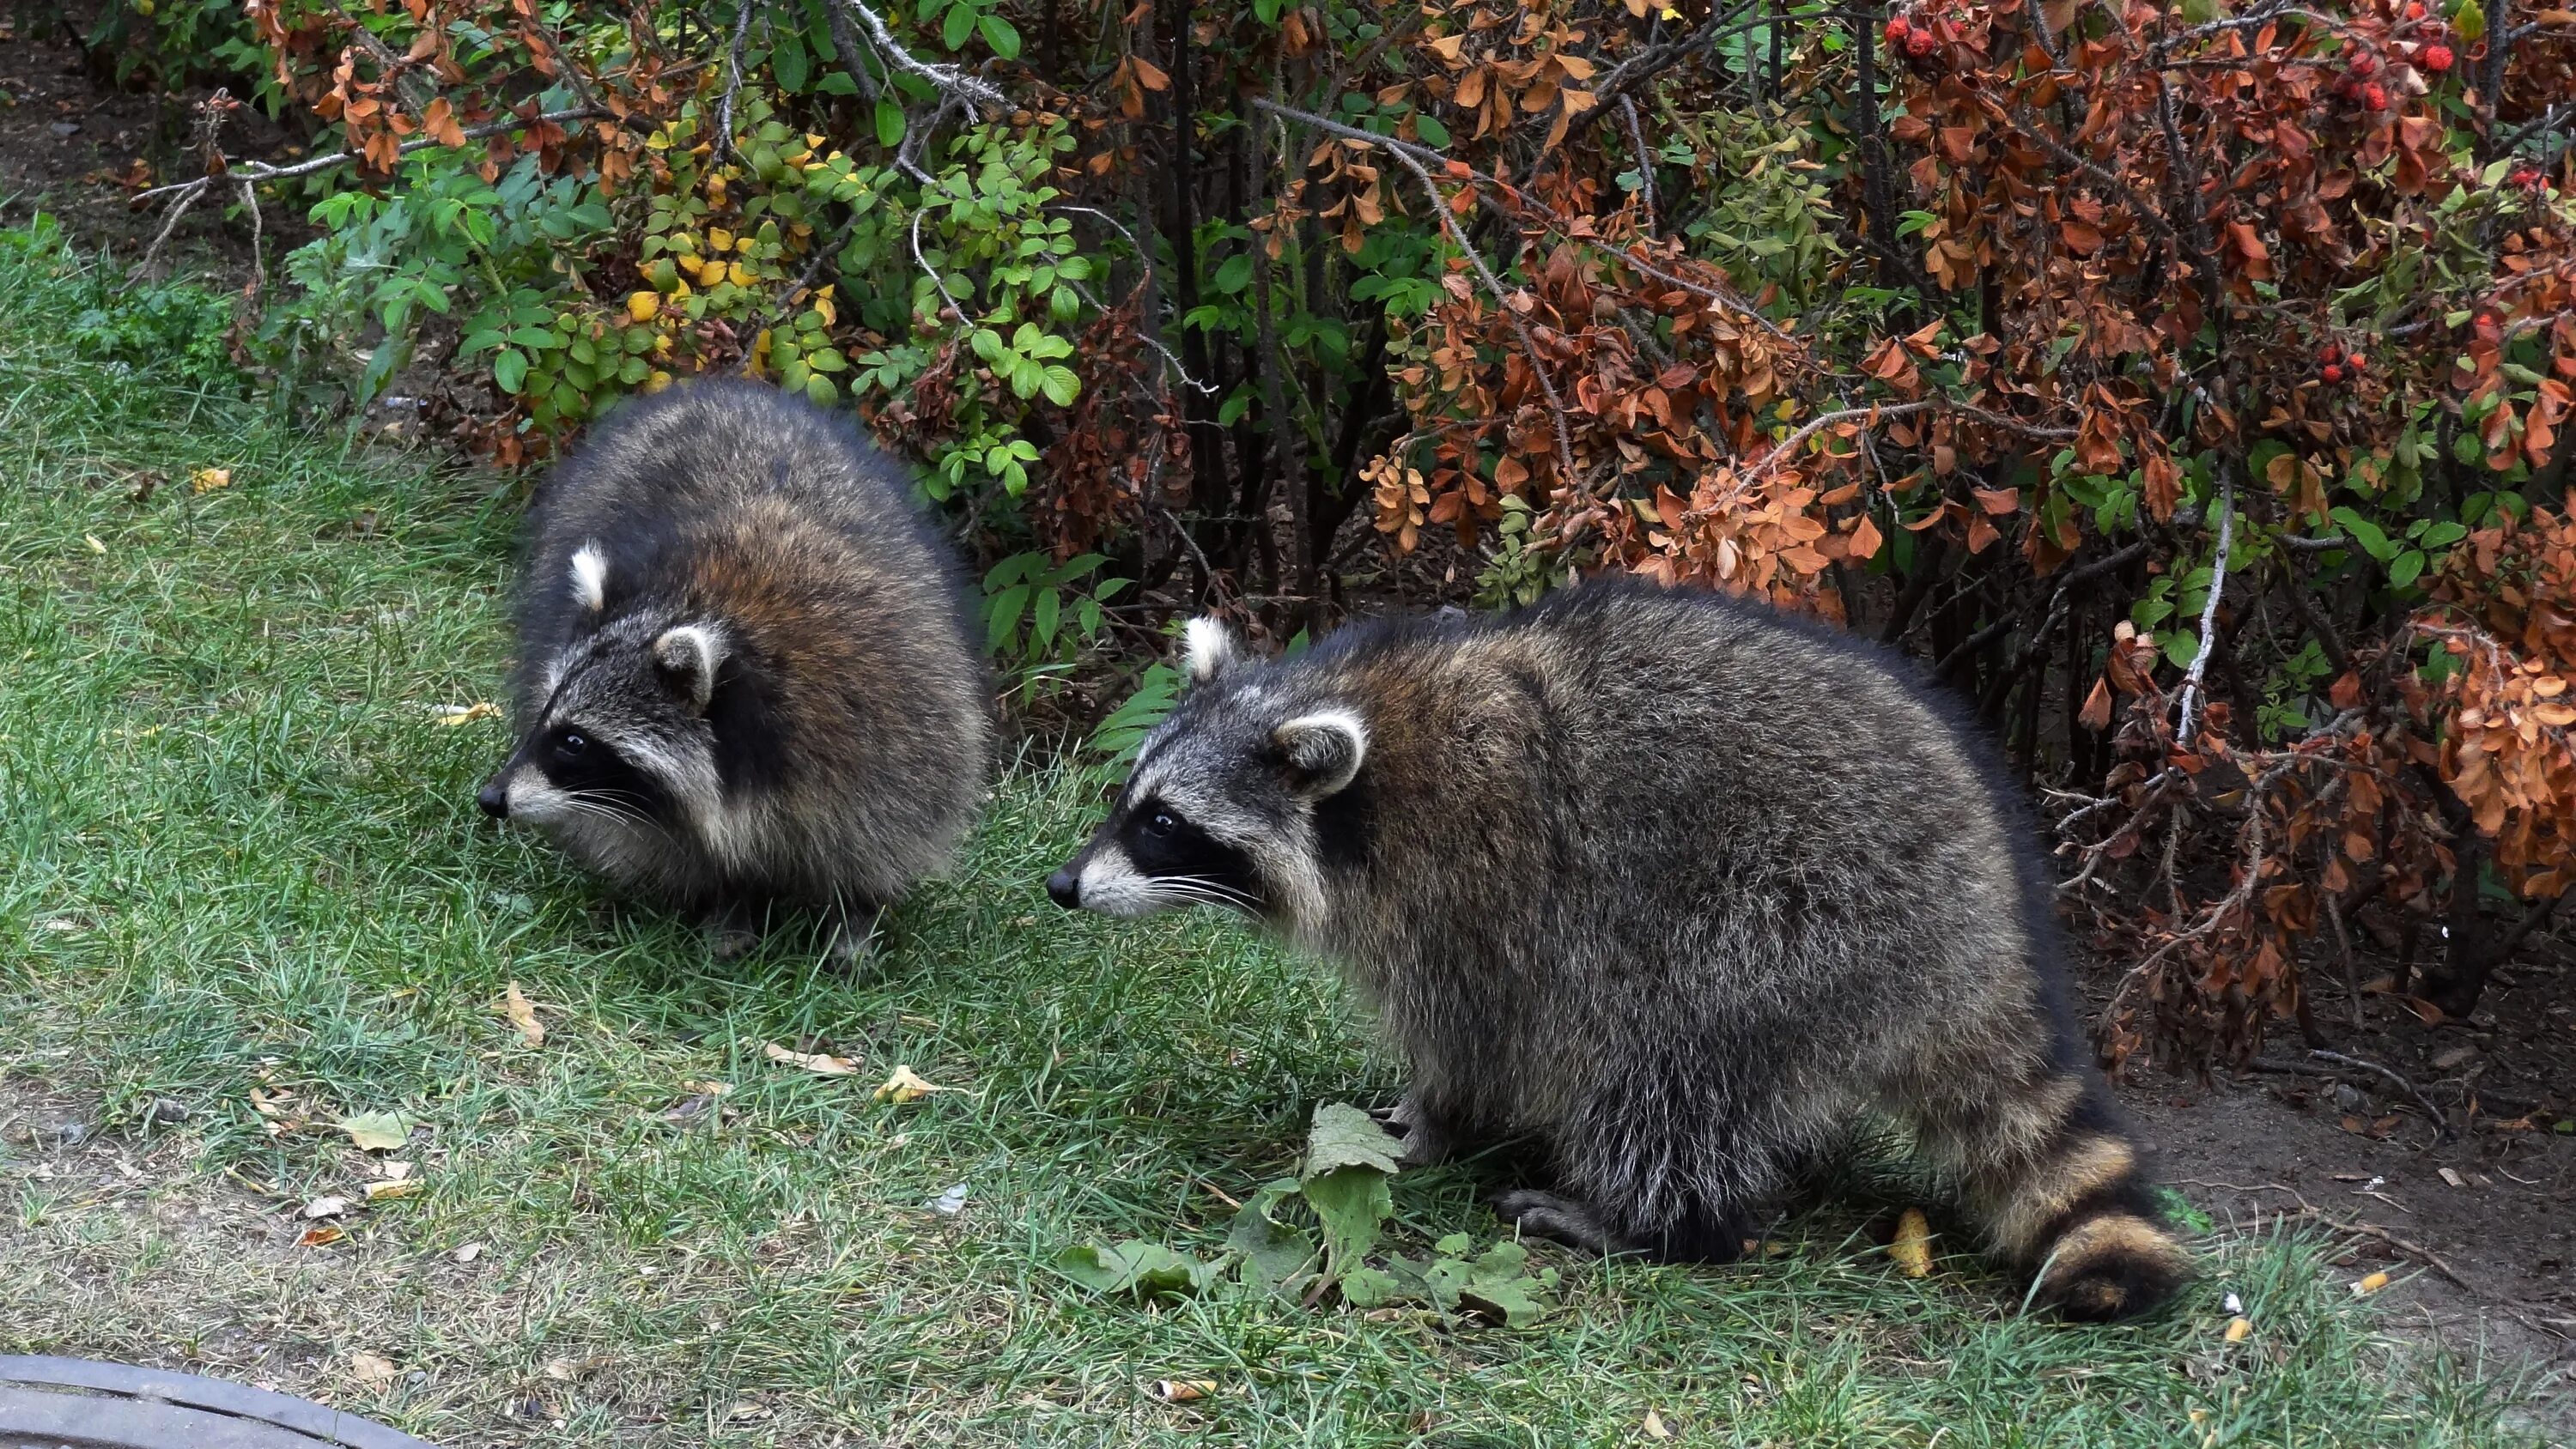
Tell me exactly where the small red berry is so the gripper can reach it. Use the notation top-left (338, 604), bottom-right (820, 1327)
top-left (1905, 30), bottom-right (1936, 57)
top-left (2403, 2), bottom-right (2424, 18)
top-left (2422, 43), bottom-right (2454, 71)
top-left (2349, 54), bottom-right (2377, 77)
top-left (1886, 15), bottom-right (1911, 42)
top-left (2347, 354), bottom-right (2366, 373)
top-left (2322, 363), bottom-right (2345, 384)
top-left (2321, 343), bottom-right (2342, 363)
top-left (2365, 82), bottom-right (2389, 110)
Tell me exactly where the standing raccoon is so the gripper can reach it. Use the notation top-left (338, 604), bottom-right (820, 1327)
top-left (477, 377), bottom-right (992, 961)
top-left (1048, 578), bottom-right (2189, 1320)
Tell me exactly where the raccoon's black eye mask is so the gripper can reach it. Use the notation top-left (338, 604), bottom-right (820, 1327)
top-left (537, 724), bottom-right (672, 821)
top-left (1119, 797), bottom-right (1263, 906)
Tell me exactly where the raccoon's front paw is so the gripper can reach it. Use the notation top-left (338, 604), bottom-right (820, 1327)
top-left (1372, 1094), bottom-right (1452, 1168)
top-left (820, 904), bottom-right (884, 973)
top-left (703, 909), bottom-right (762, 961)
top-left (1492, 1189), bottom-right (1625, 1255)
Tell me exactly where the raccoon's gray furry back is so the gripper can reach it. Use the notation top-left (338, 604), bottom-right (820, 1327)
top-left (479, 378), bottom-right (992, 941)
top-left (1050, 579), bottom-right (2187, 1320)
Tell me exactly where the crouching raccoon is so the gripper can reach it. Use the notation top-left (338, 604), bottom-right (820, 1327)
top-left (477, 377), bottom-right (993, 963)
top-left (1047, 579), bottom-right (2189, 1320)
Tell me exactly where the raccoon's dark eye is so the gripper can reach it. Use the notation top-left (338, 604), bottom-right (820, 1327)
top-left (1145, 811), bottom-right (1177, 838)
top-left (554, 731), bottom-right (591, 763)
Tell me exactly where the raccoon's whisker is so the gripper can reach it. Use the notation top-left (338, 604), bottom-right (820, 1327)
top-left (1152, 877), bottom-right (1259, 914)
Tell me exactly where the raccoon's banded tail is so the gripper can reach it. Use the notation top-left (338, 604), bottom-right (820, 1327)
top-left (1967, 1082), bottom-right (2190, 1322)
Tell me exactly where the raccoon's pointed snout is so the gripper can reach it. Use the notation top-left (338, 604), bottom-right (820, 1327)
top-left (1045, 864), bottom-right (1081, 909)
top-left (475, 773), bottom-right (511, 820)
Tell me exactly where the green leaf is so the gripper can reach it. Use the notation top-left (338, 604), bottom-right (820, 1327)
top-left (1336, 1265), bottom-right (1399, 1307)
top-left (1049, 1241), bottom-right (1218, 1297)
top-left (2162, 630), bottom-right (2200, 671)
top-left (773, 34), bottom-right (811, 92)
top-left (492, 349), bottom-right (529, 394)
top-left (978, 13), bottom-right (1022, 57)
top-left (2451, 0), bottom-right (2485, 41)
top-left (1214, 253), bottom-right (1255, 295)
top-left (1031, 585), bottom-right (1060, 649)
top-left (1226, 1179), bottom-right (1319, 1289)
top-left (1414, 112), bottom-right (1451, 148)
top-left (2328, 506), bottom-right (2398, 563)
top-left (1040, 364), bottom-right (1080, 407)
top-left (985, 583), bottom-right (1030, 654)
top-left (1303, 1102), bottom-right (1405, 1179)
top-left (943, 2), bottom-right (975, 49)
top-left (337, 1112), bottom-right (416, 1152)
top-left (1301, 1166), bottom-right (1392, 1277)
top-left (2389, 549), bottom-right (2427, 589)
top-left (875, 99), bottom-right (907, 149)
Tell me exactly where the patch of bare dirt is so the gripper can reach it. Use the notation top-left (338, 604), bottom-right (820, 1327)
top-left (2098, 921), bottom-right (2576, 1434)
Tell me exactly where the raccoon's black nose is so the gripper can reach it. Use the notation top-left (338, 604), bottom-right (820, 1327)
top-left (476, 778), bottom-right (509, 820)
top-left (1045, 866), bottom-right (1080, 909)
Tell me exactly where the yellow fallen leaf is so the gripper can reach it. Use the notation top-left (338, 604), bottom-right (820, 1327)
top-left (872, 1064), bottom-right (949, 1104)
top-left (438, 701), bottom-right (500, 726)
top-left (765, 1041), bottom-right (860, 1076)
top-left (2223, 1315), bottom-right (2252, 1343)
top-left (1150, 1379), bottom-right (1218, 1404)
top-left (2353, 1270), bottom-right (2390, 1296)
top-left (296, 1225), bottom-right (344, 1248)
top-left (503, 981), bottom-right (544, 1046)
top-left (1891, 1207), bottom-right (1934, 1278)
top-left (83, 534), bottom-right (106, 555)
top-left (190, 466), bottom-right (233, 493)
top-left (1643, 1406), bottom-right (1674, 1440)
top-left (626, 290), bottom-right (659, 323)
top-left (349, 1352), bottom-right (397, 1387)
top-left (364, 1178), bottom-right (421, 1202)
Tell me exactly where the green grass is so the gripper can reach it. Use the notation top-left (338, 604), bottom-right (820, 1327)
top-left (0, 220), bottom-right (2550, 1447)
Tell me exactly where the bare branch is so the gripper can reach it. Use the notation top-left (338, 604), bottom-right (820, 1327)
top-left (833, 0), bottom-right (1005, 118)
top-left (137, 104), bottom-right (611, 200)
top-left (1743, 398), bottom-right (2075, 479)
top-left (1620, 97), bottom-right (1656, 234)
top-left (717, 0), bottom-right (756, 160)
top-left (2174, 463), bottom-right (2236, 746)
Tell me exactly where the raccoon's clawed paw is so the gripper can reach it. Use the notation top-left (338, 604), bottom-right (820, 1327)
top-left (703, 911), bottom-right (762, 961)
top-left (1492, 1189), bottom-right (1625, 1255)
top-left (821, 907), bottom-right (884, 973)
top-left (1372, 1094), bottom-right (1452, 1168)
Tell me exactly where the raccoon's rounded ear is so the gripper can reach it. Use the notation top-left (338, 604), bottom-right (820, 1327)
top-left (1273, 711), bottom-right (1367, 798)
top-left (1181, 616), bottom-right (1241, 687)
top-left (652, 623), bottom-right (726, 712)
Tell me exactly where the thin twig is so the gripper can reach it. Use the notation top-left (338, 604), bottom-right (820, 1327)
top-left (2174, 463), bottom-right (2235, 746)
top-left (2248, 1050), bottom-right (2456, 1141)
top-left (1620, 96), bottom-right (1657, 233)
top-left (137, 104), bottom-right (611, 200)
top-left (717, 0), bottom-right (756, 160)
top-left (1743, 399), bottom-right (2075, 479)
top-left (911, 209), bottom-right (964, 323)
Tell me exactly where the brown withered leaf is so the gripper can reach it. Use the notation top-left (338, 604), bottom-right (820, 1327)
top-left (503, 981), bottom-right (544, 1047)
top-left (765, 1042), bottom-right (860, 1076)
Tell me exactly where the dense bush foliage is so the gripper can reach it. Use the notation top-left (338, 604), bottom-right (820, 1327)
top-left (112, 0), bottom-right (2576, 1068)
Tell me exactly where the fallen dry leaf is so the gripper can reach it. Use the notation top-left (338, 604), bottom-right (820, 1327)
top-left (2430, 1046), bottom-right (2474, 1070)
top-left (1643, 1407), bottom-right (1674, 1440)
top-left (503, 981), bottom-right (544, 1046)
top-left (437, 701), bottom-right (501, 726)
top-left (337, 1111), bottom-right (416, 1152)
top-left (872, 1064), bottom-right (951, 1104)
top-left (302, 1195), bottom-right (352, 1220)
top-left (190, 466), bottom-right (233, 494)
top-left (2437, 1167), bottom-right (2469, 1189)
top-left (1890, 1207), bottom-right (1934, 1278)
top-left (765, 1041), bottom-right (860, 1076)
top-left (380, 1161), bottom-right (413, 1182)
top-left (83, 533), bottom-right (106, 555)
top-left (2223, 1316), bottom-right (2253, 1343)
top-left (1149, 1379), bottom-right (1218, 1404)
top-left (364, 1179), bottom-right (421, 1203)
top-left (453, 1243), bottom-right (484, 1264)
top-left (296, 1226), bottom-right (345, 1248)
top-left (2353, 1270), bottom-right (2391, 1296)
top-left (349, 1352), bottom-right (397, 1387)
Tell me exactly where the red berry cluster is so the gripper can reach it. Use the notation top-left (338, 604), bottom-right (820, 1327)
top-left (2507, 166), bottom-right (2549, 193)
top-left (2315, 342), bottom-right (2366, 388)
top-left (1883, 11), bottom-right (1938, 61)
top-left (2331, 52), bottom-right (2391, 112)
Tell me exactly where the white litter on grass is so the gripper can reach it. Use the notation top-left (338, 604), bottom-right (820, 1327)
top-left (929, 1182), bottom-right (969, 1216)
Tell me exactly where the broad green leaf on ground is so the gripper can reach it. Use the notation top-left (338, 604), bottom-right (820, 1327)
top-left (1300, 1101), bottom-right (1404, 1179)
top-left (1225, 1178), bottom-right (1318, 1289)
top-left (1048, 1241), bottom-right (1223, 1298)
top-left (337, 1112), bottom-right (416, 1152)
top-left (1299, 1165), bottom-right (1392, 1276)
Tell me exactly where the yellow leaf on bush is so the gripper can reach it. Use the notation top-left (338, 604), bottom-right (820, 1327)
top-left (626, 291), bottom-right (659, 323)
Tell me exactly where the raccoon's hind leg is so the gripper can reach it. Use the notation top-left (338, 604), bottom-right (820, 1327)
top-left (1370, 1089), bottom-right (1455, 1168)
top-left (1899, 1058), bottom-right (2190, 1321)
top-left (1493, 1189), bottom-right (1752, 1264)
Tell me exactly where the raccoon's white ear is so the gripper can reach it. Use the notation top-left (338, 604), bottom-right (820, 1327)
top-left (652, 623), bottom-right (726, 712)
top-left (1182, 616), bottom-right (1240, 686)
top-left (1274, 711), bottom-right (1367, 798)
top-left (569, 543), bottom-right (609, 612)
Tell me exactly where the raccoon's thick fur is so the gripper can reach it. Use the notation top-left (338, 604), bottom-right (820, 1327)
top-left (1048, 578), bottom-right (2189, 1320)
top-left (477, 377), bottom-right (992, 960)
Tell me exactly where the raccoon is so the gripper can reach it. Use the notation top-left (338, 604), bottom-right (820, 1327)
top-left (1047, 579), bottom-right (2189, 1320)
top-left (477, 377), bottom-right (993, 962)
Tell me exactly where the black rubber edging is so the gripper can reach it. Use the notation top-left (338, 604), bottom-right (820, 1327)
top-left (0, 1357), bottom-right (437, 1449)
